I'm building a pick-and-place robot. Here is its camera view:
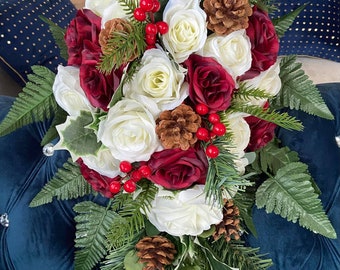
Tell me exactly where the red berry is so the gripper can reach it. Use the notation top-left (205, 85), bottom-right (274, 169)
top-left (196, 127), bottom-right (209, 141)
top-left (140, 0), bottom-right (154, 12)
top-left (139, 165), bottom-right (151, 177)
top-left (145, 23), bottom-right (158, 35)
top-left (119, 160), bottom-right (132, 173)
top-left (131, 170), bottom-right (142, 182)
top-left (109, 181), bottom-right (121, 194)
top-left (195, 103), bottom-right (209, 115)
top-left (145, 34), bottom-right (156, 45)
top-left (206, 144), bottom-right (219, 158)
top-left (208, 113), bottom-right (220, 124)
top-left (124, 180), bottom-right (137, 193)
top-left (151, 0), bottom-right (161, 12)
top-left (134, 7), bottom-right (146, 21)
top-left (212, 122), bottom-right (226, 136)
top-left (156, 21), bottom-right (169, 34)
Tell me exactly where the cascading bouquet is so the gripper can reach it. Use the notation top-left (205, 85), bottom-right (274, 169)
top-left (0, 0), bottom-right (337, 269)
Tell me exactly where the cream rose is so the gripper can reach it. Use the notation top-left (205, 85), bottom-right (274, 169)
top-left (243, 60), bottom-right (282, 106)
top-left (162, 0), bottom-right (207, 63)
top-left (97, 99), bottom-right (162, 163)
top-left (144, 185), bottom-right (223, 236)
top-left (53, 65), bottom-right (94, 116)
top-left (123, 48), bottom-right (188, 115)
top-left (200, 30), bottom-right (252, 78)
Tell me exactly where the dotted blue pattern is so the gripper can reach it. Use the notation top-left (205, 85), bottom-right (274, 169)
top-left (272, 0), bottom-right (340, 62)
top-left (0, 0), bottom-right (76, 85)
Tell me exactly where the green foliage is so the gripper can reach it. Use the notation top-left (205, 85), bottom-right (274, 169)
top-left (256, 162), bottom-right (337, 239)
top-left (74, 201), bottom-right (119, 270)
top-left (58, 111), bottom-right (102, 157)
top-left (29, 158), bottom-right (93, 207)
top-left (272, 55), bottom-right (334, 120)
top-left (272, 4), bottom-right (307, 38)
top-left (233, 83), bottom-right (273, 102)
top-left (118, 0), bottom-right (139, 15)
top-left (230, 102), bottom-right (303, 131)
top-left (0, 65), bottom-right (57, 136)
top-left (39, 15), bottom-right (68, 60)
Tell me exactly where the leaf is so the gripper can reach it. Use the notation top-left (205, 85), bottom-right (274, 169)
top-left (0, 65), bottom-right (57, 136)
top-left (29, 158), bottom-right (93, 207)
top-left (272, 55), bottom-right (334, 120)
top-left (58, 111), bottom-right (102, 157)
top-left (74, 201), bottom-right (118, 270)
top-left (39, 15), bottom-right (68, 60)
top-left (256, 162), bottom-right (337, 239)
top-left (123, 250), bottom-right (145, 270)
top-left (272, 4), bottom-right (307, 38)
top-left (233, 82), bottom-right (273, 102)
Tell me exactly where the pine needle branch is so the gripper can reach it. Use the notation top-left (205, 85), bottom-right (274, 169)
top-left (234, 82), bottom-right (274, 102)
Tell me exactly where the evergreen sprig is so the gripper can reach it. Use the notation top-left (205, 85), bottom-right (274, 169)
top-left (29, 158), bottom-right (94, 207)
top-left (0, 65), bottom-right (57, 137)
top-left (118, 0), bottom-right (139, 16)
top-left (272, 55), bottom-right (334, 120)
top-left (233, 82), bottom-right (274, 102)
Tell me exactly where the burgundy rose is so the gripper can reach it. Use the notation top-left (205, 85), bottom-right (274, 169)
top-left (77, 159), bottom-right (121, 198)
top-left (242, 6), bottom-right (279, 79)
top-left (245, 115), bottom-right (277, 151)
top-left (184, 54), bottom-right (235, 113)
top-left (64, 9), bottom-right (101, 66)
top-left (79, 40), bottom-right (121, 110)
top-left (147, 147), bottom-right (208, 190)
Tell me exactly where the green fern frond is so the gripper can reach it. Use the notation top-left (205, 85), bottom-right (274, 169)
top-left (272, 55), bottom-right (334, 120)
top-left (256, 162), bottom-right (337, 239)
top-left (74, 201), bottom-right (118, 270)
top-left (39, 15), bottom-right (68, 60)
top-left (272, 4), bottom-right (307, 38)
top-left (0, 65), bottom-right (57, 137)
top-left (29, 158), bottom-right (93, 207)
top-left (234, 83), bottom-right (273, 102)
top-left (230, 102), bottom-right (303, 131)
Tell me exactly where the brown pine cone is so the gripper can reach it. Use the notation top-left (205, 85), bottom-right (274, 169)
top-left (136, 236), bottom-right (177, 270)
top-left (99, 18), bottom-right (138, 63)
top-left (156, 104), bottom-right (201, 150)
top-left (213, 199), bottom-right (241, 242)
top-left (203, 0), bottom-right (253, 35)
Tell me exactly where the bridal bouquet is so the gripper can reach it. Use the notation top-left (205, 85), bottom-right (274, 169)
top-left (0, 0), bottom-right (336, 269)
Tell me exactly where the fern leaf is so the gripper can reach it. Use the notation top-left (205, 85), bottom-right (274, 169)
top-left (272, 55), bottom-right (334, 120)
top-left (0, 65), bottom-right (57, 136)
top-left (272, 4), bottom-right (307, 38)
top-left (39, 15), bottom-right (68, 60)
top-left (256, 162), bottom-right (337, 239)
top-left (74, 201), bottom-right (118, 270)
top-left (234, 82), bottom-right (273, 102)
top-left (230, 102), bottom-right (303, 131)
top-left (29, 158), bottom-right (93, 207)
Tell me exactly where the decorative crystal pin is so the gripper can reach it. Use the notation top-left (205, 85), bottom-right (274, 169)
top-left (0, 213), bottom-right (9, 227)
top-left (43, 143), bottom-right (55, 156)
top-left (335, 136), bottom-right (340, 148)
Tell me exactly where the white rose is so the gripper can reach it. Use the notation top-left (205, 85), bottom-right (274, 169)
top-left (162, 0), bottom-right (207, 63)
top-left (225, 112), bottom-right (251, 155)
top-left (243, 60), bottom-right (282, 106)
top-left (53, 65), bottom-right (94, 116)
top-left (200, 30), bottom-right (252, 78)
top-left (124, 48), bottom-right (188, 115)
top-left (81, 147), bottom-right (121, 178)
top-left (85, 0), bottom-right (127, 28)
top-left (97, 99), bottom-right (162, 163)
top-left (144, 185), bottom-right (223, 236)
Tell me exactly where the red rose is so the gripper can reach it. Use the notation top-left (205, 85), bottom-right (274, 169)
top-left (184, 54), bottom-right (235, 113)
top-left (79, 40), bottom-right (121, 110)
top-left (245, 115), bottom-right (277, 151)
top-left (77, 159), bottom-right (121, 198)
top-left (147, 147), bottom-right (208, 190)
top-left (243, 6), bottom-right (279, 79)
top-left (64, 9), bottom-right (101, 66)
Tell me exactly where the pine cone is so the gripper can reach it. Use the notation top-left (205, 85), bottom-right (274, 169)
top-left (203, 0), bottom-right (253, 35)
top-left (136, 236), bottom-right (177, 270)
top-left (156, 104), bottom-right (201, 150)
top-left (99, 18), bottom-right (138, 63)
top-left (213, 199), bottom-right (241, 242)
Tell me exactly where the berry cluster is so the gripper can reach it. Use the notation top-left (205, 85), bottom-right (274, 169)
top-left (133, 0), bottom-right (169, 48)
top-left (109, 161), bottom-right (152, 194)
top-left (195, 103), bottom-right (227, 159)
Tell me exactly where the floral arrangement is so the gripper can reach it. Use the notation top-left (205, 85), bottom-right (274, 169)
top-left (0, 0), bottom-right (337, 269)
